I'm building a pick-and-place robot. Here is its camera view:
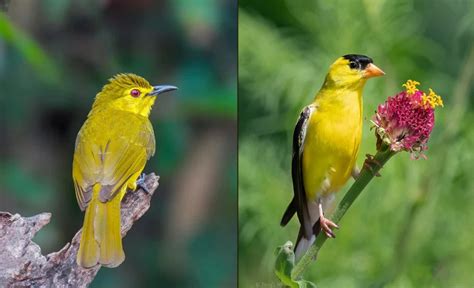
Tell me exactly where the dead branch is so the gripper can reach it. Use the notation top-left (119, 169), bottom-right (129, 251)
top-left (0, 173), bottom-right (159, 288)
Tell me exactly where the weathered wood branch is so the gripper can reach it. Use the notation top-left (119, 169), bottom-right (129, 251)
top-left (0, 173), bottom-right (159, 288)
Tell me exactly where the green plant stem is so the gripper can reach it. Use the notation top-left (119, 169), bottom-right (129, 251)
top-left (291, 147), bottom-right (396, 280)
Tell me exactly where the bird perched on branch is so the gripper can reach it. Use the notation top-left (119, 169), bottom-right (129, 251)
top-left (280, 55), bottom-right (385, 259)
top-left (73, 74), bottom-right (177, 268)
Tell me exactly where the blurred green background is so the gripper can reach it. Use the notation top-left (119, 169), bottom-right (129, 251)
top-left (239, 0), bottom-right (473, 287)
top-left (0, 0), bottom-right (236, 287)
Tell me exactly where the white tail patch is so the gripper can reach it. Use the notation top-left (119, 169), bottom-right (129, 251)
top-left (295, 235), bottom-right (316, 260)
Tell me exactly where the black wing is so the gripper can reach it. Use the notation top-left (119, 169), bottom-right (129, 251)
top-left (280, 105), bottom-right (314, 240)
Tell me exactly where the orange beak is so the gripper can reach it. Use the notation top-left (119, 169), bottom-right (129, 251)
top-left (363, 63), bottom-right (385, 78)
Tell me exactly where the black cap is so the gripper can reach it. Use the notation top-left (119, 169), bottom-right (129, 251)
top-left (343, 54), bottom-right (373, 70)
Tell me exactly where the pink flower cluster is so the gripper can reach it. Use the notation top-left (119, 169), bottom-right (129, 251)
top-left (372, 80), bottom-right (443, 158)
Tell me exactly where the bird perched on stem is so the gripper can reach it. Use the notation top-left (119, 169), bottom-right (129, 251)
top-left (73, 73), bottom-right (177, 268)
top-left (280, 55), bottom-right (384, 260)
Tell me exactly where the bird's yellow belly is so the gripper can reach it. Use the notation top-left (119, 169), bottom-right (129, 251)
top-left (302, 111), bottom-right (361, 200)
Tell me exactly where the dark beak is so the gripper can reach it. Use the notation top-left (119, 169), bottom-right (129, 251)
top-left (149, 85), bottom-right (178, 96)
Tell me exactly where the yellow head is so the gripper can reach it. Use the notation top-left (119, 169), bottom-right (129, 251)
top-left (323, 54), bottom-right (385, 90)
top-left (92, 73), bottom-right (177, 117)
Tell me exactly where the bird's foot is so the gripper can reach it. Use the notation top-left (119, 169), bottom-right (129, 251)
top-left (364, 154), bottom-right (382, 177)
top-left (320, 215), bottom-right (339, 238)
top-left (136, 173), bottom-right (150, 193)
top-left (317, 201), bottom-right (339, 238)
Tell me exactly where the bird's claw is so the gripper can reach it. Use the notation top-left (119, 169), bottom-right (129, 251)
top-left (136, 173), bottom-right (150, 193)
top-left (320, 216), bottom-right (339, 238)
top-left (364, 154), bottom-right (382, 177)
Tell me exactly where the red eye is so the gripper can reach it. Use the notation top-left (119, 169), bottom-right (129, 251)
top-left (130, 89), bottom-right (141, 97)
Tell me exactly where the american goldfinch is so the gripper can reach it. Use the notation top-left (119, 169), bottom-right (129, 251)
top-left (280, 55), bottom-right (385, 259)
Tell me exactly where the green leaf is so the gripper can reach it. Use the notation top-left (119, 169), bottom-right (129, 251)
top-left (274, 241), bottom-right (317, 288)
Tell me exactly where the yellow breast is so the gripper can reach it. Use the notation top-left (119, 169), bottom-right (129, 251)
top-left (302, 90), bottom-right (362, 200)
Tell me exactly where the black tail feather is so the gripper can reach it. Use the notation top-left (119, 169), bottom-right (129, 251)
top-left (280, 198), bottom-right (296, 226)
top-left (295, 226), bottom-right (304, 249)
top-left (312, 219), bottom-right (321, 236)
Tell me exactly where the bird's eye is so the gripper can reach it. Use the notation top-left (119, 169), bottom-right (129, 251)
top-left (130, 89), bottom-right (141, 97)
top-left (349, 61), bottom-right (359, 69)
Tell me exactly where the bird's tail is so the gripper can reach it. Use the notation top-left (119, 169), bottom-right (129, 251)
top-left (294, 219), bottom-right (320, 261)
top-left (280, 198), bottom-right (296, 227)
top-left (77, 183), bottom-right (125, 268)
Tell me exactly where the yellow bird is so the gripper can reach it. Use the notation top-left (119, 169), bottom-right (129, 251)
top-left (280, 55), bottom-right (384, 259)
top-left (73, 73), bottom-right (177, 268)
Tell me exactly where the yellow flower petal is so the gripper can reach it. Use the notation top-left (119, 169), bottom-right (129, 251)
top-left (402, 80), bottom-right (420, 95)
top-left (422, 88), bottom-right (444, 109)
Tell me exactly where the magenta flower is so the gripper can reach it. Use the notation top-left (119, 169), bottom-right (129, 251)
top-left (372, 80), bottom-right (443, 158)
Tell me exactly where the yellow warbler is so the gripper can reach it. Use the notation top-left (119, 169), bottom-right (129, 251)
top-left (280, 55), bottom-right (384, 259)
top-left (73, 73), bottom-right (177, 268)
